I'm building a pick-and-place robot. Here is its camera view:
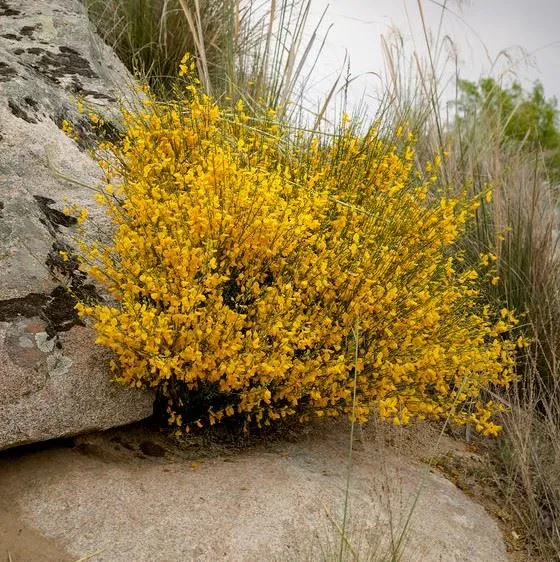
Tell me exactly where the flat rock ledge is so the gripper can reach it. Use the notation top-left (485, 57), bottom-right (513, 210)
top-left (0, 421), bottom-right (510, 562)
top-left (0, 0), bottom-right (153, 451)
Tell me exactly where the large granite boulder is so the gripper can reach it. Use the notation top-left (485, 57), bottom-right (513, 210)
top-left (0, 0), bottom-right (153, 450)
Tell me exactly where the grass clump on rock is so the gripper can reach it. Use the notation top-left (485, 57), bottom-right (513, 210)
top-left (76, 60), bottom-right (518, 436)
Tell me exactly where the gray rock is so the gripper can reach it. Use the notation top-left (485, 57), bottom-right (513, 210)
top-left (0, 0), bottom-right (153, 451)
top-left (0, 421), bottom-right (510, 562)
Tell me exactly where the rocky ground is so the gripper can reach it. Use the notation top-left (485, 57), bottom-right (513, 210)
top-left (0, 418), bottom-right (512, 562)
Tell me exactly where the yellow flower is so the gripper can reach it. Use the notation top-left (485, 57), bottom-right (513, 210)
top-left (76, 74), bottom-right (518, 436)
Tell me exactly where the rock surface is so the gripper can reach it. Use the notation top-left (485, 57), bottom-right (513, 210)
top-left (0, 420), bottom-right (510, 562)
top-left (0, 0), bottom-right (153, 450)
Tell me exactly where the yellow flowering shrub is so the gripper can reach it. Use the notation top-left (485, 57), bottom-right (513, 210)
top-left (76, 72), bottom-right (517, 436)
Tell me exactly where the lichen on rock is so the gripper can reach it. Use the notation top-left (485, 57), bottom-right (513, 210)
top-left (0, 0), bottom-right (153, 451)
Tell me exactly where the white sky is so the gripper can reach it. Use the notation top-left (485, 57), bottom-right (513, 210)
top-left (302, 0), bottom-right (560, 116)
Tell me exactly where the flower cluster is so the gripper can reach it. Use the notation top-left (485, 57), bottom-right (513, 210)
top-left (76, 71), bottom-right (517, 435)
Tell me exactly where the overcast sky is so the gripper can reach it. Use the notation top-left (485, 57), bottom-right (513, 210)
top-left (303, 0), bottom-right (560, 116)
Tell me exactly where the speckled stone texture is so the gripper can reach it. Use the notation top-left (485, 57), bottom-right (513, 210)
top-left (0, 0), bottom-right (153, 450)
top-left (0, 421), bottom-right (511, 562)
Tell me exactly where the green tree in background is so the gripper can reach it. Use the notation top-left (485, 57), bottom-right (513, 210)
top-left (456, 78), bottom-right (560, 182)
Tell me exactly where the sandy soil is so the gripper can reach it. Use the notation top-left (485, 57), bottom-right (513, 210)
top-left (0, 442), bottom-right (74, 561)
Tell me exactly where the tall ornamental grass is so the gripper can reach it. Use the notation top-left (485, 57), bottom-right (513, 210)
top-left (82, 0), bottom-right (330, 122)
